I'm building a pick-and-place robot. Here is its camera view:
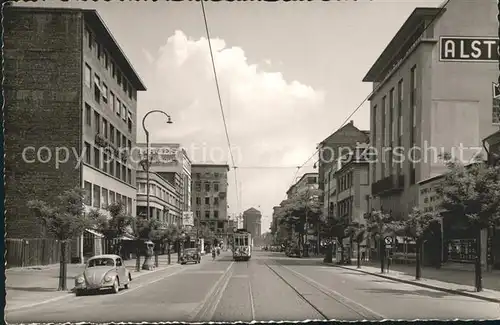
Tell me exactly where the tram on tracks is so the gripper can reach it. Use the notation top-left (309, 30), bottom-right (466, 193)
top-left (232, 229), bottom-right (252, 261)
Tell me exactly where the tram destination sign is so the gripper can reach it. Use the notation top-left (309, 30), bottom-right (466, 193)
top-left (439, 37), bottom-right (499, 62)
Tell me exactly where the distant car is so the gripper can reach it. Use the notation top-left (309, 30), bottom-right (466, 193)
top-left (74, 254), bottom-right (132, 296)
top-left (286, 246), bottom-right (302, 258)
top-left (180, 248), bottom-right (201, 265)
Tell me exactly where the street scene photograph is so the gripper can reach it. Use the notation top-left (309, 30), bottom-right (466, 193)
top-left (3, 0), bottom-right (500, 323)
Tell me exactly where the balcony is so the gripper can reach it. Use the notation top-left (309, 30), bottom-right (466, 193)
top-left (371, 174), bottom-right (404, 197)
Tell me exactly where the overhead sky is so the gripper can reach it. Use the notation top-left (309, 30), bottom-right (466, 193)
top-left (19, 0), bottom-right (443, 232)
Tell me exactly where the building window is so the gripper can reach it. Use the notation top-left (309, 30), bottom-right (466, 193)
top-left (111, 61), bottom-right (116, 78)
top-left (85, 27), bottom-right (91, 48)
top-left (214, 183), bottom-right (219, 192)
top-left (85, 103), bottom-right (91, 126)
top-left (214, 197), bottom-right (219, 206)
top-left (94, 74), bottom-right (101, 104)
top-left (122, 135), bottom-right (126, 150)
top-left (102, 83), bottom-right (108, 103)
top-left (84, 64), bottom-right (91, 88)
top-left (109, 158), bottom-right (114, 176)
top-left (123, 79), bottom-right (128, 93)
top-left (102, 120), bottom-right (108, 139)
top-left (138, 183), bottom-right (145, 194)
top-left (195, 181), bottom-right (201, 192)
top-left (93, 184), bottom-right (100, 209)
top-left (116, 98), bottom-right (121, 117)
top-left (84, 181), bottom-right (92, 205)
top-left (110, 92), bottom-right (115, 113)
top-left (110, 125), bottom-right (115, 145)
top-left (116, 161), bottom-right (121, 179)
top-left (214, 211), bottom-right (219, 219)
top-left (117, 70), bottom-right (122, 86)
top-left (411, 65), bottom-right (417, 128)
top-left (196, 211), bottom-right (201, 220)
top-left (196, 197), bottom-right (201, 204)
top-left (97, 42), bottom-right (102, 60)
top-left (122, 104), bottom-right (127, 121)
top-left (104, 51), bottom-right (109, 69)
top-left (390, 88), bottom-right (395, 143)
top-left (398, 79), bottom-right (403, 136)
top-left (94, 111), bottom-right (100, 133)
top-left (127, 168), bottom-right (132, 184)
top-left (205, 197), bottom-right (210, 205)
top-left (94, 147), bottom-right (100, 169)
top-left (101, 188), bottom-right (108, 209)
top-left (122, 165), bottom-right (126, 182)
top-left (127, 198), bottom-right (132, 215)
top-left (204, 211), bottom-right (210, 218)
top-left (128, 110), bottom-right (133, 133)
top-left (205, 182), bottom-right (210, 192)
top-left (103, 153), bottom-right (110, 173)
top-left (84, 142), bottom-right (91, 164)
top-left (372, 105), bottom-right (377, 147)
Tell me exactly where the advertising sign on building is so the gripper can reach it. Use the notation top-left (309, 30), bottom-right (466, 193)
top-left (183, 211), bottom-right (194, 227)
top-left (440, 37), bottom-right (499, 62)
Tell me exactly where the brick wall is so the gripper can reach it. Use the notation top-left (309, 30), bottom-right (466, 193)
top-left (4, 8), bottom-right (83, 238)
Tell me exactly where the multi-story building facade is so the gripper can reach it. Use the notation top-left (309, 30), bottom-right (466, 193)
top-left (4, 7), bottom-right (145, 264)
top-left (365, 0), bottom-right (500, 220)
top-left (136, 171), bottom-right (181, 226)
top-left (317, 121), bottom-right (370, 221)
top-left (243, 207), bottom-right (262, 238)
top-left (191, 164), bottom-right (230, 235)
top-left (135, 143), bottom-right (192, 225)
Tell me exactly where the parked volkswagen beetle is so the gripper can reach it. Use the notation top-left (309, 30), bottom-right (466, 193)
top-left (74, 254), bottom-right (132, 296)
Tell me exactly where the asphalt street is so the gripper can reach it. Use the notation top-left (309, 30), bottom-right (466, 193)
top-left (6, 250), bottom-right (500, 323)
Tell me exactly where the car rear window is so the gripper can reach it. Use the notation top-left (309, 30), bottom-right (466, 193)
top-left (88, 258), bottom-right (115, 267)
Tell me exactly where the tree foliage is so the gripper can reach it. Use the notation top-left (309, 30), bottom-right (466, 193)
top-left (435, 159), bottom-right (500, 229)
top-left (133, 216), bottom-right (161, 240)
top-left (401, 207), bottom-right (440, 240)
top-left (365, 210), bottom-right (400, 238)
top-left (27, 187), bottom-right (97, 241)
top-left (345, 221), bottom-right (366, 243)
top-left (90, 202), bottom-right (134, 240)
top-left (276, 188), bottom-right (323, 230)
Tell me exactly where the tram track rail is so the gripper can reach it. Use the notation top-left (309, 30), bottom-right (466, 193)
top-left (264, 261), bottom-right (385, 321)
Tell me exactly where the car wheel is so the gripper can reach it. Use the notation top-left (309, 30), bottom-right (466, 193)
top-left (112, 279), bottom-right (119, 294)
top-left (75, 289), bottom-right (84, 296)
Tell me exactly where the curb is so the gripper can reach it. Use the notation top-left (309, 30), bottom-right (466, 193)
top-left (324, 262), bottom-right (500, 303)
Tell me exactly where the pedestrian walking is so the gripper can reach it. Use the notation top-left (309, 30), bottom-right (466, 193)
top-left (211, 247), bottom-right (216, 261)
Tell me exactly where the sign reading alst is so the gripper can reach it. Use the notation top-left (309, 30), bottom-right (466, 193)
top-left (439, 37), bottom-right (499, 61)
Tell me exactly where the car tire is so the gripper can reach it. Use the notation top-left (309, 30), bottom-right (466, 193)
top-left (112, 279), bottom-right (119, 294)
top-left (75, 289), bottom-right (84, 296)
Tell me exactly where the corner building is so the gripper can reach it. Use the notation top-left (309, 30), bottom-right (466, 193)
top-left (4, 8), bottom-right (145, 245)
top-left (365, 0), bottom-right (500, 219)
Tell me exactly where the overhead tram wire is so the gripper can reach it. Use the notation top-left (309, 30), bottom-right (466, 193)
top-left (284, 0), bottom-right (451, 198)
top-left (200, 0), bottom-right (241, 211)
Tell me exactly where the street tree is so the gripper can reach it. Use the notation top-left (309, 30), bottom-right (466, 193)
top-left (345, 221), bottom-right (366, 268)
top-left (365, 210), bottom-right (400, 273)
top-left (27, 187), bottom-right (98, 291)
top-left (400, 207), bottom-right (441, 280)
top-left (328, 214), bottom-right (352, 264)
top-left (151, 224), bottom-right (181, 264)
top-left (133, 216), bottom-right (161, 270)
top-left (435, 158), bottom-right (500, 291)
top-left (277, 188), bottom-right (323, 256)
top-left (90, 202), bottom-right (133, 256)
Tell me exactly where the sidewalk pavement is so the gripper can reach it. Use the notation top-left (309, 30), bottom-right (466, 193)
top-left (324, 260), bottom-right (500, 303)
top-left (6, 254), bottom-right (180, 311)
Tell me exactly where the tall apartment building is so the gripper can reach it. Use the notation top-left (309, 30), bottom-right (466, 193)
top-left (365, 0), bottom-right (500, 219)
top-left (317, 122), bottom-right (370, 220)
top-left (135, 143), bottom-right (192, 225)
top-left (191, 164), bottom-right (230, 235)
top-left (243, 207), bottom-right (262, 238)
top-left (4, 7), bottom-right (145, 243)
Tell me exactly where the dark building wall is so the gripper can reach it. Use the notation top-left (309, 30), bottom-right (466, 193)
top-left (4, 8), bottom-right (83, 238)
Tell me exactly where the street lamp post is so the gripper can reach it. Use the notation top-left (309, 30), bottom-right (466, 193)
top-left (142, 110), bottom-right (172, 220)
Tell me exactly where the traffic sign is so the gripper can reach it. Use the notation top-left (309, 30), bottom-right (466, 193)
top-left (384, 236), bottom-right (393, 245)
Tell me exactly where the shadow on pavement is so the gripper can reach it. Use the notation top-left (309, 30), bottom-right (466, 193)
top-left (337, 271), bottom-right (371, 276)
top-left (7, 286), bottom-right (60, 292)
top-left (273, 259), bottom-right (326, 267)
top-left (362, 287), bottom-right (452, 298)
